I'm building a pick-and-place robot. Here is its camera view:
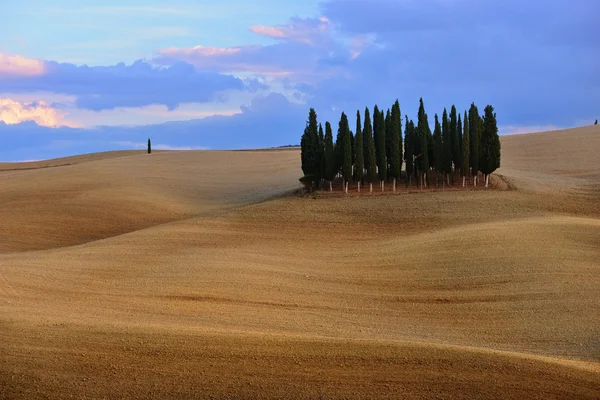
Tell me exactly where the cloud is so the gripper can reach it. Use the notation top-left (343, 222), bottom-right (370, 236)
top-left (154, 17), bottom-right (352, 81)
top-left (0, 98), bottom-right (77, 128)
top-left (0, 58), bottom-right (247, 111)
top-left (0, 53), bottom-right (46, 77)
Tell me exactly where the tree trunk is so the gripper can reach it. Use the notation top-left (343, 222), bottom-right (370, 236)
top-left (369, 182), bottom-right (373, 193)
top-left (357, 181), bottom-right (361, 193)
top-left (393, 177), bottom-right (396, 192)
top-left (382, 181), bottom-right (385, 192)
top-left (462, 176), bottom-right (466, 187)
top-left (345, 181), bottom-right (349, 193)
top-left (474, 175), bottom-right (477, 187)
top-left (329, 181), bottom-right (333, 192)
top-left (485, 174), bottom-right (489, 188)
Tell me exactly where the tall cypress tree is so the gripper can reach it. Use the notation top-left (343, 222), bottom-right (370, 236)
top-left (595, 119), bottom-right (598, 125)
top-left (324, 121), bottom-right (335, 191)
top-left (417, 98), bottom-right (430, 187)
top-left (315, 123), bottom-right (325, 189)
top-left (433, 114), bottom-right (443, 184)
top-left (300, 108), bottom-right (319, 185)
top-left (442, 108), bottom-right (452, 182)
top-left (389, 101), bottom-right (401, 189)
top-left (354, 110), bottom-right (364, 188)
top-left (456, 113), bottom-right (463, 177)
top-left (462, 111), bottom-right (470, 187)
top-left (480, 105), bottom-right (500, 187)
top-left (469, 103), bottom-right (481, 186)
top-left (404, 115), bottom-right (414, 184)
top-left (450, 105), bottom-right (459, 178)
top-left (385, 108), bottom-right (392, 177)
top-left (396, 101), bottom-right (403, 174)
top-left (147, 138), bottom-right (151, 154)
top-left (365, 108), bottom-right (377, 191)
top-left (373, 105), bottom-right (380, 153)
top-left (337, 112), bottom-right (353, 192)
top-left (376, 110), bottom-right (387, 186)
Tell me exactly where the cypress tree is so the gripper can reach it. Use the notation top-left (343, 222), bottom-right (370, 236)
top-left (354, 110), bottom-right (364, 190)
top-left (456, 113), bottom-right (463, 177)
top-left (324, 122), bottom-right (335, 191)
top-left (315, 123), bottom-right (325, 189)
top-left (389, 101), bottom-right (401, 190)
top-left (385, 109), bottom-right (392, 177)
top-left (595, 119), bottom-right (598, 125)
top-left (433, 114), bottom-right (443, 185)
top-left (300, 108), bottom-right (319, 186)
top-left (338, 112), bottom-right (353, 192)
top-left (404, 116), bottom-right (414, 185)
top-left (376, 110), bottom-right (387, 188)
top-left (365, 108), bottom-right (377, 192)
top-left (480, 105), bottom-right (500, 187)
top-left (147, 138), bottom-right (151, 154)
top-left (462, 111), bottom-right (470, 187)
top-left (442, 108), bottom-right (452, 184)
top-left (417, 98), bottom-right (430, 188)
top-left (450, 105), bottom-right (459, 179)
top-left (469, 103), bottom-right (481, 186)
top-left (373, 105), bottom-right (380, 153)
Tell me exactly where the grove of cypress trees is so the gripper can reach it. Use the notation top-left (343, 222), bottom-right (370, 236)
top-left (354, 110), bottom-right (364, 191)
top-left (480, 105), bottom-right (500, 188)
top-left (147, 138), bottom-right (151, 154)
top-left (324, 121), bottom-right (335, 191)
top-left (404, 115), bottom-right (414, 185)
top-left (462, 111), bottom-right (470, 187)
top-left (365, 108), bottom-right (377, 192)
top-left (469, 103), bottom-right (481, 186)
top-left (376, 110), bottom-right (387, 189)
top-left (300, 108), bottom-right (319, 186)
top-left (389, 101), bottom-right (401, 191)
top-left (442, 108), bottom-right (452, 185)
top-left (433, 114), bottom-right (443, 186)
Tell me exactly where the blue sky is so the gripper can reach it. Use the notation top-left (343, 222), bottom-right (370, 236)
top-left (1, 0), bottom-right (599, 161)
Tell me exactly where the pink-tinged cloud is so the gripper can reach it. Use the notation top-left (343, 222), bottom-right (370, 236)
top-left (0, 98), bottom-right (78, 128)
top-left (249, 16), bottom-right (331, 45)
top-left (0, 53), bottom-right (46, 77)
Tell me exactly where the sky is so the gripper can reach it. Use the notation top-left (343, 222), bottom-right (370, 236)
top-left (1, 0), bottom-right (599, 161)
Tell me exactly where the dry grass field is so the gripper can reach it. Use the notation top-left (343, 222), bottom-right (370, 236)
top-left (1, 125), bottom-right (599, 399)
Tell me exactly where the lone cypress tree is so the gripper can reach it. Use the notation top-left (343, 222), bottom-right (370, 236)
top-left (462, 111), bottom-right (470, 187)
top-left (376, 110), bottom-right (387, 189)
top-left (365, 108), bottom-right (377, 192)
top-left (469, 103), bottom-right (481, 186)
top-left (300, 108), bottom-right (319, 186)
top-left (442, 108), bottom-right (452, 184)
top-left (404, 116), bottom-right (414, 185)
top-left (389, 101), bottom-right (401, 191)
top-left (480, 105), bottom-right (500, 187)
top-left (147, 138), bottom-right (151, 154)
top-left (595, 119), bottom-right (598, 125)
top-left (433, 114), bottom-right (443, 185)
top-left (324, 122), bottom-right (335, 191)
top-left (354, 110), bottom-right (364, 191)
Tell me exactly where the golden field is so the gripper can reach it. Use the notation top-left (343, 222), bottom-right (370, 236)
top-left (1, 125), bottom-right (599, 399)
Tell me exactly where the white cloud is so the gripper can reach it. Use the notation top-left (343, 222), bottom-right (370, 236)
top-left (0, 98), bottom-right (78, 128)
top-left (0, 53), bottom-right (46, 77)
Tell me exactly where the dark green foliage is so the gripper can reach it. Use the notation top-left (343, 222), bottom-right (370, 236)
top-left (456, 113), bottom-right (463, 173)
top-left (389, 100), bottom-right (402, 179)
top-left (147, 138), bottom-right (151, 154)
top-left (417, 98), bottom-right (430, 173)
top-left (442, 108), bottom-right (452, 174)
top-left (324, 122), bottom-right (335, 182)
top-left (376, 109), bottom-right (387, 181)
top-left (469, 103), bottom-right (481, 175)
top-left (480, 105), bottom-right (500, 175)
top-left (404, 116), bottom-right (414, 179)
top-left (354, 110), bottom-right (364, 182)
top-left (373, 105), bottom-right (379, 151)
top-left (300, 108), bottom-right (319, 179)
top-left (450, 105), bottom-right (460, 172)
top-left (385, 109), bottom-right (392, 176)
top-left (433, 114), bottom-right (443, 174)
top-left (315, 123), bottom-right (325, 188)
top-left (595, 119), bottom-right (598, 125)
top-left (338, 112), bottom-right (353, 182)
top-left (364, 108), bottom-right (377, 183)
top-left (462, 111), bottom-right (470, 177)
